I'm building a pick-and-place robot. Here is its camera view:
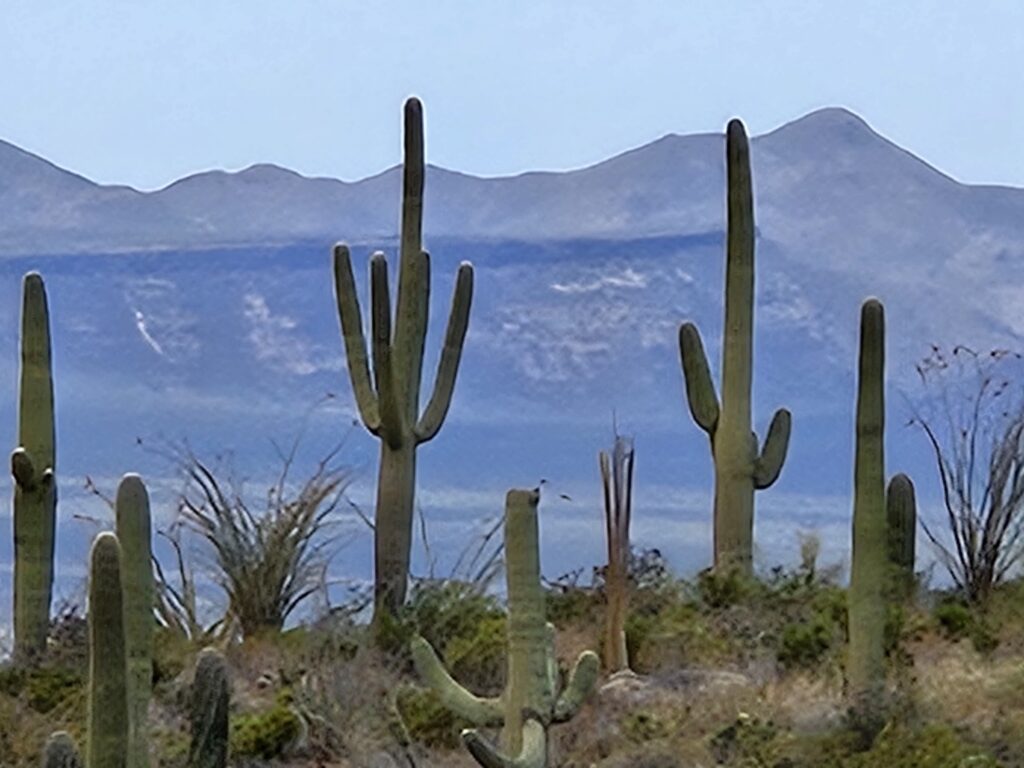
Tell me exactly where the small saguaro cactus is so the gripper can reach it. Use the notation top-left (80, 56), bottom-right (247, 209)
top-left (886, 473), bottom-right (917, 599)
top-left (847, 298), bottom-right (888, 741)
top-left (12, 271), bottom-right (57, 664)
top-left (116, 474), bottom-right (154, 768)
top-left (678, 120), bottom-right (791, 574)
top-left (333, 97), bottom-right (474, 623)
top-left (188, 648), bottom-right (230, 768)
top-left (412, 489), bottom-right (600, 768)
top-left (599, 433), bottom-right (635, 673)
top-left (42, 731), bottom-right (82, 768)
top-left (88, 532), bottom-right (129, 768)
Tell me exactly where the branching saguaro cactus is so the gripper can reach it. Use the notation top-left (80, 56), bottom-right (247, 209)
top-left (599, 433), bottom-right (635, 673)
top-left (412, 489), bottom-right (599, 767)
top-left (847, 298), bottom-right (888, 742)
top-left (116, 474), bottom-right (154, 768)
top-left (88, 532), bottom-right (129, 768)
top-left (678, 120), bottom-right (791, 574)
top-left (11, 271), bottom-right (57, 664)
top-left (188, 648), bottom-right (230, 768)
top-left (333, 97), bottom-right (474, 624)
top-left (886, 473), bottom-right (917, 600)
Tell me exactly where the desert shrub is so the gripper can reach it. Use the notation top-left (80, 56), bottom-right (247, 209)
top-left (934, 599), bottom-right (972, 639)
top-left (230, 690), bottom-right (302, 759)
top-left (696, 566), bottom-right (755, 609)
top-left (547, 585), bottom-right (601, 626)
top-left (709, 714), bottom-right (785, 766)
top-left (622, 710), bottom-right (671, 743)
top-left (395, 579), bottom-right (507, 690)
top-left (24, 666), bottom-right (83, 714)
top-left (395, 684), bottom-right (471, 750)
top-left (778, 618), bottom-right (832, 669)
top-left (845, 723), bottom-right (998, 768)
top-left (627, 602), bottom-right (732, 672)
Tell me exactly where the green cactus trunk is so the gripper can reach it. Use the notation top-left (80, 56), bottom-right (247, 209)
top-left (848, 298), bottom-right (888, 741)
top-left (411, 488), bottom-right (599, 768)
top-left (116, 474), bottom-right (153, 768)
top-left (333, 97), bottom-right (473, 626)
top-left (678, 121), bottom-right (791, 574)
top-left (43, 732), bottom-right (82, 768)
top-left (12, 272), bottom-right (57, 665)
top-left (88, 532), bottom-right (129, 768)
top-left (886, 473), bottom-right (917, 600)
top-left (188, 648), bottom-right (230, 768)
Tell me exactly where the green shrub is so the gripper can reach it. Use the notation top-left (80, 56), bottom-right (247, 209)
top-left (395, 684), bottom-right (471, 750)
top-left (846, 723), bottom-right (998, 768)
top-left (934, 599), bottom-right (972, 640)
top-left (696, 566), bottom-right (754, 609)
top-left (25, 666), bottom-right (83, 714)
top-left (622, 710), bottom-right (671, 743)
top-left (546, 586), bottom-right (599, 626)
top-left (443, 612), bottom-right (507, 693)
top-left (230, 691), bottom-right (301, 759)
top-left (778, 619), bottom-right (832, 669)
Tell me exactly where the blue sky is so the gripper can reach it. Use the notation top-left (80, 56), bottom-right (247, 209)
top-left (1, 2), bottom-right (1022, 190)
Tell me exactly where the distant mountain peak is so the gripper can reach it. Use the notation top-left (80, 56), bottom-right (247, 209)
top-left (763, 106), bottom-right (878, 142)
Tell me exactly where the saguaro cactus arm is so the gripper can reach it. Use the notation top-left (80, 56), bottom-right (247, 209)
top-left (753, 408), bottom-right (792, 489)
top-left (416, 260), bottom-right (475, 443)
top-left (370, 253), bottom-right (405, 448)
top-left (678, 323), bottom-right (720, 434)
top-left (886, 472), bottom-right (917, 577)
top-left (332, 244), bottom-right (381, 434)
top-left (462, 718), bottom-right (547, 768)
top-left (552, 651), bottom-right (600, 723)
top-left (410, 636), bottom-right (505, 726)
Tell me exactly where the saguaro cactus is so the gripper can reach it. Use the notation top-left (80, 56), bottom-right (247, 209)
top-left (412, 489), bottom-right (599, 767)
top-left (11, 272), bottom-right (57, 664)
top-left (188, 648), bottom-right (230, 768)
top-left (886, 473), bottom-right (917, 599)
top-left (42, 732), bottom-right (82, 768)
top-left (88, 532), bottom-right (129, 768)
top-left (847, 298), bottom-right (888, 740)
top-left (599, 433), bottom-right (635, 673)
top-left (678, 120), bottom-right (791, 574)
top-left (116, 474), bottom-right (154, 768)
top-left (333, 97), bottom-right (473, 622)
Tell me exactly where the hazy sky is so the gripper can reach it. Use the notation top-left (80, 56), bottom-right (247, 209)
top-left (2, 2), bottom-right (1022, 191)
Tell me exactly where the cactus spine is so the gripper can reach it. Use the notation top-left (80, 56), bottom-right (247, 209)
top-left (333, 97), bottom-right (474, 623)
top-left (412, 489), bottom-right (599, 767)
top-left (678, 120), bottom-right (791, 574)
top-left (599, 433), bottom-right (635, 673)
top-left (42, 732), bottom-right (82, 768)
top-left (11, 272), bottom-right (57, 664)
top-left (188, 648), bottom-right (230, 768)
top-left (88, 532), bottom-right (129, 768)
top-left (116, 475), bottom-right (154, 768)
top-left (886, 473), bottom-right (917, 599)
top-left (847, 299), bottom-right (888, 740)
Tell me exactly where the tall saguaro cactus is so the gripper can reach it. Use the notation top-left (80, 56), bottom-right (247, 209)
top-left (116, 474), bottom-right (154, 768)
top-left (188, 648), bottom-right (230, 768)
top-left (333, 97), bottom-right (474, 622)
top-left (848, 299), bottom-right (888, 740)
top-left (88, 532), bottom-right (129, 768)
top-left (678, 120), bottom-right (791, 573)
top-left (12, 271), bottom-right (57, 664)
top-left (599, 433), bottom-right (635, 673)
top-left (412, 489), bottom-right (599, 767)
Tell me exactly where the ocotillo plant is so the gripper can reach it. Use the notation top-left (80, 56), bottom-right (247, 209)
top-left (678, 120), bottom-right (791, 574)
top-left (11, 272), bottom-right (57, 664)
top-left (599, 432), bottom-right (635, 673)
top-left (847, 298), bottom-right (888, 741)
top-left (412, 489), bottom-right (599, 768)
top-left (116, 474), bottom-right (154, 768)
top-left (42, 732), bottom-right (82, 768)
top-left (886, 473), bottom-right (917, 600)
top-left (333, 97), bottom-right (473, 623)
top-left (88, 532), bottom-right (129, 768)
top-left (188, 648), bottom-right (230, 768)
